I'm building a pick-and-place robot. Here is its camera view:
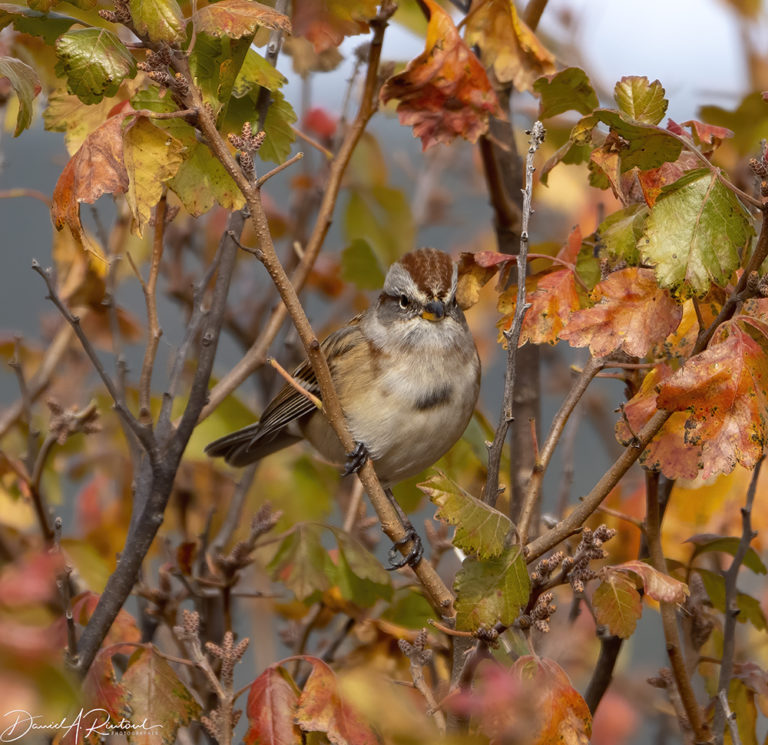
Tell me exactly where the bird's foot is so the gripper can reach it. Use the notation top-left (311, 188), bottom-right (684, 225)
top-left (387, 527), bottom-right (424, 570)
top-left (343, 441), bottom-right (369, 476)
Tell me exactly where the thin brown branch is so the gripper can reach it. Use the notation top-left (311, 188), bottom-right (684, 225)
top-left (0, 188), bottom-right (52, 207)
top-left (482, 122), bottom-right (545, 508)
top-left (132, 108), bottom-right (198, 122)
top-left (255, 151), bottom-right (304, 188)
top-left (645, 472), bottom-right (708, 742)
top-left (520, 355), bottom-right (605, 542)
top-left (199, 0), bottom-right (393, 422)
top-left (290, 125), bottom-right (333, 159)
top-left (135, 195), bottom-right (167, 423)
top-left (522, 0), bottom-right (550, 29)
top-left (399, 631), bottom-right (446, 734)
top-left (713, 457), bottom-right (763, 745)
top-left (267, 356), bottom-right (323, 410)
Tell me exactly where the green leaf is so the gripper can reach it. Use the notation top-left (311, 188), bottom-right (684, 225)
top-left (533, 67), bottom-right (599, 120)
top-left (329, 528), bottom-right (392, 607)
top-left (344, 186), bottom-right (414, 267)
top-left (575, 240), bottom-right (601, 290)
top-left (614, 76), bottom-right (668, 125)
top-left (123, 117), bottom-right (185, 235)
top-left (130, 86), bottom-right (197, 146)
top-left (696, 568), bottom-right (767, 631)
top-left (189, 32), bottom-right (253, 108)
top-left (454, 547), bottom-right (530, 631)
top-left (258, 88), bottom-right (297, 163)
top-left (193, 0), bottom-right (291, 38)
top-left (700, 92), bottom-right (768, 157)
top-left (0, 56), bottom-right (41, 136)
top-left (121, 647), bottom-right (201, 744)
top-left (129, 0), bottom-right (185, 43)
top-left (55, 28), bottom-right (137, 104)
top-left (169, 141), bottom-right (245, 216)
top-left (268, 523), bottom-right (332, 602)
top-left (340, 239), bottom-right (385, 291)
top-left (421, 472), bottom-right (513, 559)
top-left (0, 4), bottom-right (78, 44)
top-left (232, 47), bottom-right (287, 98)
top-left (592, 572), bottom-right (643, 639)
top-left (595, 203), bottom-right (649, 265)
top-left (380, 587), bottom-right (435, 629)
top-left (640, 169), bottom-right (754, 296)
top-left (686, 533), bottom-right (767, 574)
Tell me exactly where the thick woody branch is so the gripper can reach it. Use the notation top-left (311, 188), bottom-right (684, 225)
top-left (713, 457), bottom-right (763, 745)
top-left (482, 122), bottom-right (544, 507)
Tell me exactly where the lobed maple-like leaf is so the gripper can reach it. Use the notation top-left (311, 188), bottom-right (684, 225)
top-left (295, 657), bottom-right (378, 745)
top-left (465, 0), bottom-right (555, 92)
top-left (641, 169), bottom-right (754, 297)
top-left (657, 322), bottom-right (768, 478)
top-left (193, 0), bottom-right (291, 38)
top-left (421, 471), bottom-right (513, 559)
top-left (454, 547), bottom-right (530, 631)
top-left (613, 76), bottom-right (668, 125)
top-left (55, 28), bottom-right (137, 104)
top-left (0, 56), bottom-right (41, 136)
top-left (292, 0), bottom-right (377, 52)
top-left (592, 571), bottom-right (643, 639)
top-left (245, 667), bottom-right (301, 745)
top-left (615, 364), bottom-right (703, 479)
top-left (560, 267), bottom-right (682, 358)
top-left (379, 0), bottom-right (503, 150)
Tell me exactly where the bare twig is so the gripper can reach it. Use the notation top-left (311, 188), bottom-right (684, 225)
top-left (717, 689), bottom-right (742, 745)
top-left (290, 124), bottom-right (333, 159)
top-left (520, 355), bottom-right (605, 541)
top-left (255, 151), bottom-right (304, 188)
top-left (399, 630), bottom-right (446, 734)
top-left (482, 122), bottom-right (545, 508)
top-left (210, 463), bottom-right (259, 554)
top-left (267, 356), bottom-right (323, 410)
top-left (713, 457), bottom-right (763, 745)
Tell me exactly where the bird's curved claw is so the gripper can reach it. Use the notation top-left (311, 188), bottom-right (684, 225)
top-left (387, 527), bottom-right (423, 570)
top-left (343, 441), bottom-right (369, 476)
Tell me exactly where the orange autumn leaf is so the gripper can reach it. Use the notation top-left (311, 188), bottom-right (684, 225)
top-left (51, 114), bottom-right (129, 253)
top-left (656, 322), bottom-right (768, 479)
top-left (464, 0), bottom-right (555, 92)
top-left (245, 666), bottom-right (301, 745)
top-left (616, 363), bottom-right (702, 479)
top-left (292, 0), bottom-right (377, 53)
top-left (561, 267), bottom-right (682, 358)
top-left (380, 0), bottom-right (503, 150)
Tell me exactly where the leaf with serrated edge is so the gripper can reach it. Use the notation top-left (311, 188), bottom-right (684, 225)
top-left (129, 0), bottom-right (184, 43)
top-left (593, 572), bottom-right (643, 638)
top-left (612, 560), bottom-right (689, 603)
top-left (0, 56), bottom-right (41, 136)
top-left (245, 666), bottom-right (301, 745)
top-left (123, 117), bottom-right (185, 235)
top-left (421, 472), bottom-right (513, 558)
top-left (614, 76), bottom-right (668, 125)
top-left (533, 67), bottom-right (598, 119)
top-left (560, 267), bottom-right (682, 358)
top-left (193, 0), bottom-right (291, 38)
top-left (120, 647), bottom-right (201, 744)
top-left (596, 204), bottom-right (648, 265)
top-left (455, 547), bottom-right (530, 631)
top-left (55, 28), bottom-right (137, 104)
top-left (640, 169), bottom-right (753, 296)
top-left (296, 657), bottom-right (377, 745)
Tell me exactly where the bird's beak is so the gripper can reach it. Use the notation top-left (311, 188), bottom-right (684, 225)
top-left (421, 300), bottom-right (446, 322)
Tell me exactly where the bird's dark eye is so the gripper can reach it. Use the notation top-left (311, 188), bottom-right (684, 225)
top-left (399, 294), bottom-right (410, 309)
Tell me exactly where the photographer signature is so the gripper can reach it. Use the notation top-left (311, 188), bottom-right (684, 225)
top-left (0, 709), bottom-right (163, 742)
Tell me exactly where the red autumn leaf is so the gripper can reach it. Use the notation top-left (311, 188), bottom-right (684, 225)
top-left (560, 267), bottom-right (682, 358)
top-left (304, 107), bottom-right (337, 139)
top-left (474, 250), bottom-right (516, 268)
top-left (51, 114), bottom-right (129, 250)
top-left (295, 657), bottom-right (377, 745)
top-left (616, 364), bottom-right (703, 479)
top-left (245, 666), bottom-right (301, 745)
top-left (193, 0), bottom-right (291, 38)
top-left (292, 0), bottom-right (377, 52)
top-left (513, 656), bottom-right (592, 745)
top-left (379, 0), bottom-right (503, 150)
top-left (681, 119), bottom-right (734, 149)
top-left (656, 322), bottom-right (768, 479)
top-left (0, 551), bottom-right (65, 606)
top-left (71, 591), bottom-right (142, 646)
top-left (637, 150), bottom-right (700, 207)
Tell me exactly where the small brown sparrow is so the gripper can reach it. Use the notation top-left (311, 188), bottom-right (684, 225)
top-left (206, 247), bottom-right (481, 564)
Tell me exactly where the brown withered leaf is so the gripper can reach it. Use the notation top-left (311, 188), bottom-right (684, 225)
top-left (464, 0), bottom-right (555, 92)
top-left (292, 0), bottom-right (376, 52)
top-left (51, 114), bottom-right (129, 252)
top-left (245, 666), bottom-right (301, 745)
top-left (657, 321), bottom-right (768, 479)
top-left (611, 560), bottom-right (689, 604)
top-left (193, 0), bottom-right (291, 38)
top-left (560, 267), bottom-right (682, 358)
top-left (455, 251), bottom-right (505, 310)
top-left (380, 0), bottom-right (503, 150)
